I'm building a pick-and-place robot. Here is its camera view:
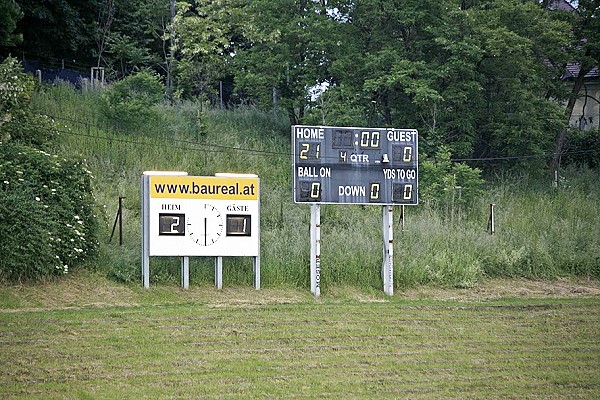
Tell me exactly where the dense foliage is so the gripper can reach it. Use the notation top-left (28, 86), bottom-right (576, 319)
top-left (2, 1), bottom-right (598, 174)
top-left (100, 70), bottom-right (166, 133)
top-left (0, 58), bottom-right (98, 282)
top-left (1, 1), bottom-right (599, 287)
top-left (0, 143), bottom-right (98, 281)
top-left (28, 83), bottom-right (599, 289)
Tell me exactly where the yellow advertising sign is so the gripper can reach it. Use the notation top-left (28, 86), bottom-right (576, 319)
top-left (150, 175), bottom-right (259, 200)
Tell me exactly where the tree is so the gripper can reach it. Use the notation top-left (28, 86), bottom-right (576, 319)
top-left (12, 0), bottom-right (97, 66)
top-left (320, 0), bottom-right (568, 165)
top-left (94, 0), bottom-right (170, 79)
top-left (171, 0), bottom-right (250, 101)
top-left (0, 0), bottom-right (22, 47)
top-left (93, 0), bottom-right (115, 68)
top-left (549, 0), bottom-right (600, 171)
top-left (233, 0), bottom-right (344, 123)
top-left (468, 0), bottom-right (568, 164)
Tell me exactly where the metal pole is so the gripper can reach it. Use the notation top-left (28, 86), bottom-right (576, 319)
top-left (141, 176), bottom-right (150, 288)
top-left (118, 196), bottom-right (124, 246)
top-left (399, 204), bottom-right (405, 231)
top-left (215, 256), bottom-right (223, 289)
top-left (310, 204), bottom-right (321, 297)
top-left (253, 255), bottom-right (261, 290)
top-left (457, 186), bottom-right (462, 224)
top-left (488, 203), bottom-right (496, 235)
top-left (181, 257), bottom-right (189, 289)
top-left (109, 203), bottom-right (119, 243)
top-left (220, 81), bottom-right (224, 108)
top-left (382, 205), bottom-right (394, 295)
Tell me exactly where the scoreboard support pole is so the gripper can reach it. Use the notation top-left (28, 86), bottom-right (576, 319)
top-left (253, 255), bottom-right (261, 290)
top-left (181, 257), bottom-right (189, 289)
top-left (310, 204), bottom-right (321, 297)
top-left (141, 175), bottom-right (150, 289)
top-left (382, 205), bottom-right (394, 296)
top-left (215, 257), bottom-right (223, 289)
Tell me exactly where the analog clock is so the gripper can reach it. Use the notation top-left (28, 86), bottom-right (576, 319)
top-left (187, 203), bottom-right (224, 246)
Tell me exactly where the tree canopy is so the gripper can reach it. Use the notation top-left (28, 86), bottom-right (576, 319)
top-left (1, 0), bottom-right (597, 172)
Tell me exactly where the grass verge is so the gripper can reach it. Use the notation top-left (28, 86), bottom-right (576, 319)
top-left (1, 273), bottom-right (599, 399)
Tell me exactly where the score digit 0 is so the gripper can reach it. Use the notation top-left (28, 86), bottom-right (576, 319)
top-left (403, 146), bottom-right (412, 162)
top-left (392, 145), bottom-right (414, 164)
top-left (369, 182), bottom-right (381, 202)
top-left (311, 182), bottom-right (321, 199)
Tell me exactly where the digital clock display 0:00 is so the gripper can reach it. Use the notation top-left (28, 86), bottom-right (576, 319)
top-left (332, 129), bottom-right (382, 150)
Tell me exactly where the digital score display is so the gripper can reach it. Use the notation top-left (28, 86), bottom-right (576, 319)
top-left (158, 213), bottom-right (185, 236)
top-left (292, 125), bottom-right (418, 205)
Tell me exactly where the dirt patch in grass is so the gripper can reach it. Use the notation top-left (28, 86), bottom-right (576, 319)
top-left (1, 272), bottom-right (599, 312)
top-left (399, 277), bottom-right (600, 301)
top-left (0, 272), bottom-right (139, 312)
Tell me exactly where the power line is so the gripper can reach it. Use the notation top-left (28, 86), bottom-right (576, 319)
top-left (48, 114), bottom-right (597, 163)
top-left (53, 124), bottom-right (291, 157)
top-left (450, 149), bottom-right (598, 162)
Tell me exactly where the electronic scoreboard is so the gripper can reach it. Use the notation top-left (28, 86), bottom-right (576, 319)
top-left (292, 125), bottom-right (418, 205)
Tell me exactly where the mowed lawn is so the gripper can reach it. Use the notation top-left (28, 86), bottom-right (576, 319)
top-left (1, 282), bottom-right (599, 399)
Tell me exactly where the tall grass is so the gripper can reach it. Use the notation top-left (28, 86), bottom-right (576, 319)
top-left (32, 83), bottom-right (600, 291)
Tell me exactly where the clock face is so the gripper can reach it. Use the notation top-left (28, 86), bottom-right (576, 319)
top-left (187, 203), bottom-right (224, 246)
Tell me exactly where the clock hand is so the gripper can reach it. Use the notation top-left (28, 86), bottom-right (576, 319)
top-left (204, 217), bottom-right (207, 246)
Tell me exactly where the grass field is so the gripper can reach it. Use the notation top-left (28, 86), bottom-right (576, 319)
top-left (1, 274), bottom-right (599, 399)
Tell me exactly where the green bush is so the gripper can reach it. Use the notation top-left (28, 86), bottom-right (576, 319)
top-left (419, 146), bottom-right (484, 212)
top-left (562, 128), bottom-right (600, 169)
top-left (100, 70), bottom-right (166, 133)
top-left (0, 57), bottom-right (58, 146)
top-left (0, 142), bottom-right (99, 282)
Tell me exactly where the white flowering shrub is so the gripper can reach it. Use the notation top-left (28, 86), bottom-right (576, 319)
top-left (0, 142), bottom-right (99, 281)
top-left (0, 56), bottom-right (99, 282)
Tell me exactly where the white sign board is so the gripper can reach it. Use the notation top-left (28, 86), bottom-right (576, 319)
top-left (146, 175), bottom-right (259, 257)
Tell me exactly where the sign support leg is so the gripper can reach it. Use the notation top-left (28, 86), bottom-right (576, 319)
top-left (253, 255), bottom-right (261, 290)
top-left (141, 175), bottom-right (150, 288)
top-left (181, 256), bottom-right (189, 289)
top-left (215, 256), bottom-right (223, 289)
top-left (382, 205), bottom-right (394, 296)
top-left (310, 204), bottom-right (321, 297)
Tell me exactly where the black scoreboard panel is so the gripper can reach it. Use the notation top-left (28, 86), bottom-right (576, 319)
top-left (292, 125), bottom-right (418, 205)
